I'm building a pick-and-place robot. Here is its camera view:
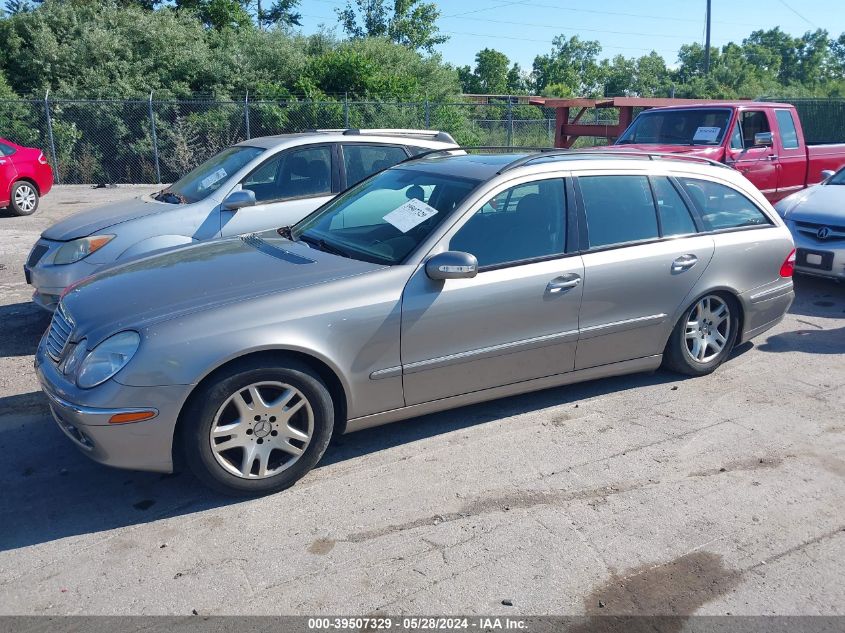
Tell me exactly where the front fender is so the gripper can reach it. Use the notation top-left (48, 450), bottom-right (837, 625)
top-left (117, 235), bottom-right (196, 261)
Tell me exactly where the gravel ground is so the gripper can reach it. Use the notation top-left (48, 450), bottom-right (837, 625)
top-left (0, 185), bottom-right (843, 617)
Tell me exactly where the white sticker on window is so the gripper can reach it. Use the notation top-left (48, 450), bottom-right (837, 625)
top-left (382, 198), bottom-right (439, 233)
top-left (200, 168), bottom-right (227, 190)
top-left (693, 126), bottom-right (721, 142)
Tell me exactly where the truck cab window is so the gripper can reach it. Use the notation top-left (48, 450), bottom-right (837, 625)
top-left (740, 111), bottom-right (770, 148)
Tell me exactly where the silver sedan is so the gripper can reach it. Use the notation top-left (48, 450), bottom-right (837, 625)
top-left (776, 167), bottom-right (845, 281)
top-left (36, 150), bottom-right (795, 495)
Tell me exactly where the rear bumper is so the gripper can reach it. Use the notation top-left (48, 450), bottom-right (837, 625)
top-left (739, 281), bottom-right (794, 344)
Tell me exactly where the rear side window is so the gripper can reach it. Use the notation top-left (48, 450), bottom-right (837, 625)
top-left (579, 175), bottom-right (659, 248)
top-left (652, 177), bottom-right (697, 236)
top-left (342, 144), bottom-right (408, 187)
top-left (679, 178), bottom-right (772, 231)
top-left (775, 110), bottom-right (800, 149)
top-left (0, 142), bottom-right (16, 156)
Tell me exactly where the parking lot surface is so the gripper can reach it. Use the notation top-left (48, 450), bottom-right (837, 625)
top-left (0, 186), bottom-right (843, 616)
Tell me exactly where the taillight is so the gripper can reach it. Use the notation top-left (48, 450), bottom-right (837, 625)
top-left (779, 248), bottom-right (796, 277)
top-left (37, 152), bottom-right (48, 165)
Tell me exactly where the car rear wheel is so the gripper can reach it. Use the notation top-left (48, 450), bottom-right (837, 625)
top-left (9, 181), bottom-right (39, 216)
top-left (663, 293), bottom-right (739, 376)
top-left (182, 359), bottom-right (334, 496)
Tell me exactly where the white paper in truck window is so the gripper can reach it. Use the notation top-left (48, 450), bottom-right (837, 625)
top-left (383, 198), bottom-right (439, 233)
top-left (200, 168), bottom-right (227, 190)
top-left (693, 126), bottom-right (721, 143)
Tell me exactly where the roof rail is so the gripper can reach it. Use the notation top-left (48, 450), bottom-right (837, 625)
top-left (497, 149), bottom-right (732, 173)
top-left (340, 128), bottom-right (457, 144)
top-left (394, 145), bottom-right (559, 167)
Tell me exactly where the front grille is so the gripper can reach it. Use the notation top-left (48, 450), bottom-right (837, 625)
top-left (45, 303), bottom-right (74, 362)
top-left (795, 221), bottom-right (845, 242)
top-left (27, 243), bottom-right (49, 267)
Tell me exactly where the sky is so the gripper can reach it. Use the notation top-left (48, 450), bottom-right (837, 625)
top-left (296, 0), bottom-right (845, 70)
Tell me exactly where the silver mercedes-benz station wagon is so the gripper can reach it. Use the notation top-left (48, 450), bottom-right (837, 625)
top-left (36, 150), bottom-right (796, 495)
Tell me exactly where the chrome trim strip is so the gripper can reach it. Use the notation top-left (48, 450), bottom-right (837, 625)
top-left (402, 329), bottom-right (579, 375)
top-left (346, 355), bottom-right (664, 433)
top-left (44, 389), bottom-right (159, 422)
top-left (578, 313), bottom-right (667, 339)
top-left (750, 281), bottom-right (794, 303)
top-left (369, 366), bottom-right (402, 380)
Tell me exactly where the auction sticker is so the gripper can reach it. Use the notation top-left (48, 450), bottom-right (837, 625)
top-left (383, 198), bottom-right (439, 233)
top-left (693, 126), bottom-right (720, 143)
top-left (201, 167), bottom-right (228, 190)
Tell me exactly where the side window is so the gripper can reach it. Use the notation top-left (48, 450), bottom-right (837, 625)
top-left (579, 175), bottom-right (659, 248)
top-left (242, 146), bottom-right (332, 202)
top-left (450, 179), bottom-right (566, 268)
top-left (0, 142), bottom-right (15, 156)
top-left (652, 177), bottom-right (697, 236)
top-left (729, 123), bottom-right (744, 150)
top-left (342, 144), bottom-right (408, 187)
top-left (775, 110), bottom-right (800, 149)
top-left (740, 111), bottom-right (770, 148)
top-left (679, 178), bottom-right (772, 231)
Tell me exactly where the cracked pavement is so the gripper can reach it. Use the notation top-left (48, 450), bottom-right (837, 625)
top-left (0, 186), bottom-right (843, 616)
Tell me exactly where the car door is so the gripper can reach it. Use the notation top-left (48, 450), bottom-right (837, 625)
top-left (724, 109), bottom-right (778, 198)
top-left (773, 108), bottom-right (806, 199)
top-left (400, 175), bottom-right (584, 406)
top-left (220, 144), bottom-right (337, 236)
top-left (574, 173), bottom-right (715, 370)
top-left (340, 143), bottom-right (410, 188)
top-left (0, 142), bottom-right (18, 204)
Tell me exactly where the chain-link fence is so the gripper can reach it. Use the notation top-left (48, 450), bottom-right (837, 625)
top-left (2, 96), bottom-right (843, 184)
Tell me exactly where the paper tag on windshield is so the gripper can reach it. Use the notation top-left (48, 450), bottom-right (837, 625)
top-left (200, 168), bottom-right (227, 190)
top-left (693, 126), bottom-right (720, 142)
top-left (383, 198), bottom-right (438, 233)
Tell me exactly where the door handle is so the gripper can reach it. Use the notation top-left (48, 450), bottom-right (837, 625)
top-left (547, 275), bottom-right (581, 293)
top-left (768, 154), bottom-right (779, 161)
top-left (672, 254), bottom-right (698, 273)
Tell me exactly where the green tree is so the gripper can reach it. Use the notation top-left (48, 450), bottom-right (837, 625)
top-left (176, 0), bottom-right (252, 30)
top-left (532, 35), bottom-right (603, 96)
top-left (336, 0), bottom-right (447, 53)
top-left (473, 48), bottom-right (509, 93)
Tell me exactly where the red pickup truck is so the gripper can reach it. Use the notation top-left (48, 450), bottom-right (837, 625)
top-left (613, 102), bottom-right (845, 202)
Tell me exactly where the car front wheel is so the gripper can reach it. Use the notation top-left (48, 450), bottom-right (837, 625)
top-left (9, 181), bottom-right (39, 216)
top-left (663, 293), bottom-right (739, 376)
top-left (182, 358), bottom-right (334, 496)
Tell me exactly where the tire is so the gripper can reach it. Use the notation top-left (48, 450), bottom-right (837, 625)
top-left (663, 293), bottom-right (739, 377)
top-left (181, 358), bottom-right (334, 496)
top-left (9, 181), bottom-right (39, 216)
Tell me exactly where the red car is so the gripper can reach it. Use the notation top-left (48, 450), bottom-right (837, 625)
top-left (0, 137), bottom-right (54, 216)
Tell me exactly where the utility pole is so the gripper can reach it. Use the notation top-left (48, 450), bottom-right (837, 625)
top-left (704, 0), bottom-right (712, 74)
top-left (257, 0), bottom-right (263, 30)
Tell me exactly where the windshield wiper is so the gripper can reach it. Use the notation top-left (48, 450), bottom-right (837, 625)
top-left (299, 233), bottom-right (351, 259)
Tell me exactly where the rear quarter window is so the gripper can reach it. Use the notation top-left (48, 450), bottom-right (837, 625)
top-left (679, 178), bottom-right (772, 231)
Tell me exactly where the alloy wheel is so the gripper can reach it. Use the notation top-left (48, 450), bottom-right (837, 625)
top-left (209, 381), bottom-right (314, 479)
top-left (14, 184), bottom-right (37, 213)
top-left (684, 295), bottom-right (731, 364)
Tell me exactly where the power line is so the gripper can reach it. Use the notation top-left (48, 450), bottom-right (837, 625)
top-left (776, 0), bottom-right (819, 29)
top-left (439, 29), bottom-right (681, 56)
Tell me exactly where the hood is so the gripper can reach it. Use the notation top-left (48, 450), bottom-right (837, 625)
top-left (780, 185), bottom-right (845, 225)
top-left (41, 194), bottom-right (174, 241)
top-left (606, 144), bottom-right (725, 160)
top-left (61, 234), bottom-right (383, 344)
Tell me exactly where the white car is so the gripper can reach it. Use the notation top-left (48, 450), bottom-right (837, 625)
top-left (25, 129), bottom-right (457, 310)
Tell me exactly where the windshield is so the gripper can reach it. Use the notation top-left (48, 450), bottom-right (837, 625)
top-left (617, 109), bottom-right (732, 146)
top-left (292, 168), bottom-right (480, 265)
top-left (826, 167), bottom-right (845, 185)
top-left (157, 146), bottom-right (264, 204)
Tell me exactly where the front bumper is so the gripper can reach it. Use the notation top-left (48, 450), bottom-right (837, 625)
top-left (35, 335), bottom-right (190, 473)
top-left (25, 239), bottom-right (101, 312)
top-left (789, 228), bottom-right (845, 281)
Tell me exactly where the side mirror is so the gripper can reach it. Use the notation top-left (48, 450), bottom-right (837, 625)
top-left (821, 169), bottom-right (835, 181)
top-left (753, 132), bottom-right (774, 147)
top-left (222, 189), bottom-right (256, 211)
top-left (425, 251), bottom-right (478, 281)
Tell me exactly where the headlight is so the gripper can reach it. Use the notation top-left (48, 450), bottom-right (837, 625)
top-left (76, 331), bottom-right (140, 389)
top-left (53, 235), bottom-right (114, 265)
